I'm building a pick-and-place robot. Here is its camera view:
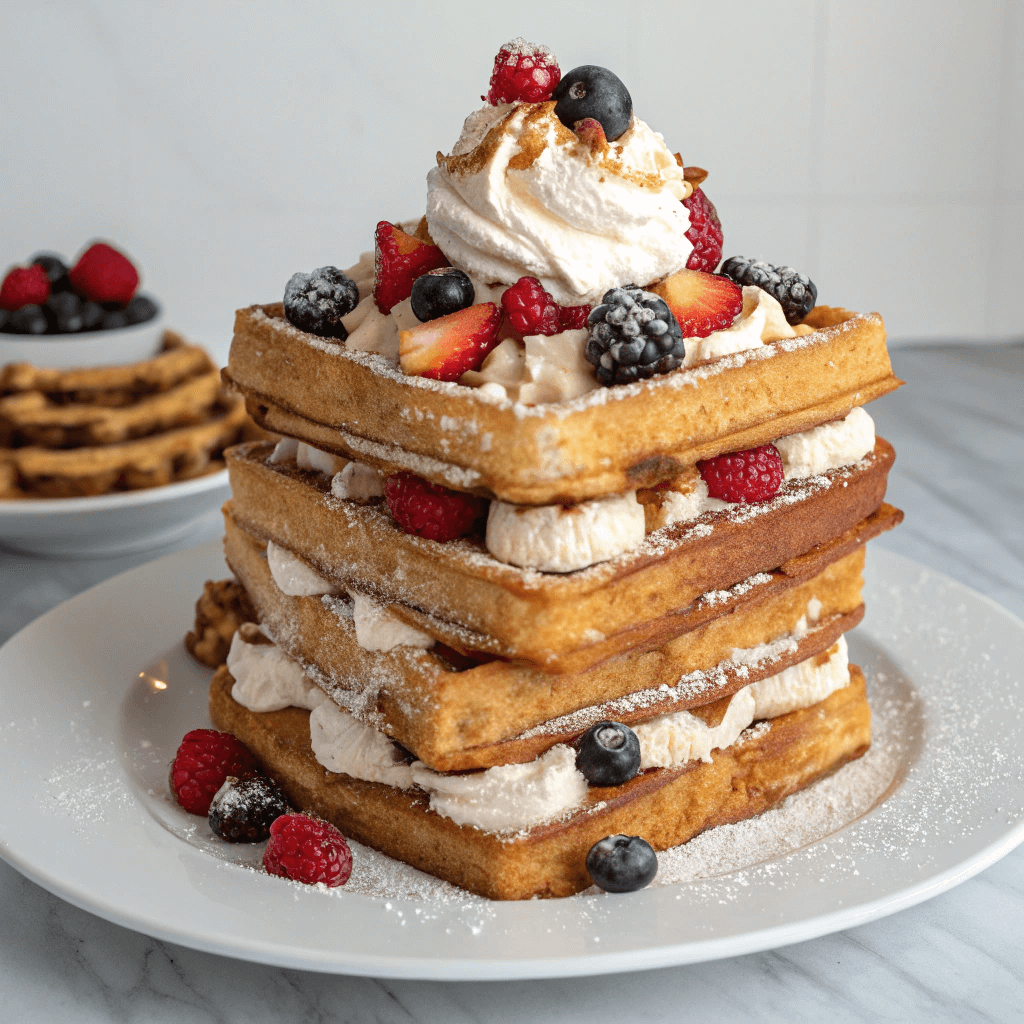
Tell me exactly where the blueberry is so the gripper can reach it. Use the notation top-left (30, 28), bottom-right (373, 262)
top-left (124, 293), bottom-right (159, 325)
top-left (101, 309), bottom-right (129, 330)
top-left (44, 291), bottom-right (85, 333)
top-left (410, 268), bottom-right (475, 322)
top-left (7, 304), bottom-right (48, 335)
top-left (576, 720), bottom-right (641, 786)
top-left (209, 774), bottom-right (289, 843)
top-left (31, 252), bottom-right (71, 293)
top-left (586, 834), bottom-right (658, 893)
top-left (552, 65), bottom-right (633, 142)
top-left (284, 266), bottom-right (359, 339)
top-left (81, 301), bottom-right (104, 331)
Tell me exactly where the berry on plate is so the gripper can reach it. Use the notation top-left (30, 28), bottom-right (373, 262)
top-left (501, 276), bottom-right (561, 336)
top-left (69, 242), bottom-right (139, 306)
top-left (683, 187), bottom-right (723, 273)
top-left (586, 834), bottom-right (658, 892)
top-left (209, 774), bottom-right (289, 843)
top-left (698, 443), bottom-right (784, 503)
top-left (552, 65), bottom-right (633, 142)
top-left (283, 266), bottom-right (359, 339)
top-left (720, 256), bottom-right (817, 324)
top-left (410, 267), bottom-right (475, 322)
top-left (169, 728), bottom-right (260, 816)
top-left (648, 268), bottom-right (743, 339)
top-left (31, 253), bottom-right (72, 293)
top-left (399, 301), bottom-right (502, 382)
top-left (374, 221), bottom-right (448, 314)
top-left (6, 305), bottom-right (48, 335)
top-left (585, 285), bottom-right (684, 386)
top-left (486, 38), bottom-right (561, 105)
top-left (0, 264), bottom-right (51, 312)
top-left (576, 721), bottom-right (641, 787)
top-left (44, 292), bottom-right (85, 333)
top-left (263, 814), bottom-right (353, 887)
top-left (385, 471), bottom-right (485, 542)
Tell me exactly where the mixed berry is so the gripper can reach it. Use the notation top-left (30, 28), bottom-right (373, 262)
top-left (0, 242), bottom-right (157, 336)
top-left (586, 834), bottom-right (659, 893)
top-left (384, 471), bottom-right (485, 542)
top-left (208, 774), bottom-right (289, 843)
top-left (720, 257), bottom-right (817, 325)
top-left (374, 220), bottom-right (448, 315)
top-left (410, 267), bottom-right (476, 323)
top-left (486, 38), bottom-right (561, 105)
top-left (263, 814), bottom-right (353, 888)
top-left (576, 720), bottom-right (641, 787)
top-left (169, 728), bottom-right (261, 816)
top-left (699, 443), bottom-right (785, 504)
top-left (283, 266), bottom-right (359, 339)
top-left (552, 65), bottom-right (633, 142)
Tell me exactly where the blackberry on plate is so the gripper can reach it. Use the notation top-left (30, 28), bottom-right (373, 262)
top-left (44, 291), bottom-right (85, 333)
top-left (8, 305), bottom-right (48, 335)
top-left (410, 267), bottom-right (475, 322)
top-left (587, 834), bottom-right (658, 893)
top-left (552, 65), bottom-right (633, 142)
top-left (31, 253), bottom-right (72, 293)
top-left (585, 285), bottom-right (684, 386)
top-left (576, 720), bottom-right (641, 786)
top-left (124, 293), bottom-right (159, 326)
top-left (284, 266), bottom-right (359, 340)
top-left (720, 256), bottom-right (817, 325)
top-left (209, 774), bottom-right (289, 843)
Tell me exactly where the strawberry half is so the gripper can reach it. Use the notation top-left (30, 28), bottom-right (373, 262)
top-left (649, 268), bottom-right (743, 338)
top-left (374, 221), bottom-right (448, 314)
top-left (399, 302), bottom-right (502, 382)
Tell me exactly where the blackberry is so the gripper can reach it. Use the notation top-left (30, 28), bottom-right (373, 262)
top-left (410, 267), bottom-right (475, 322)
top-left (720, 256), bottom-right (817, 325)
top-left (8, 304), bottom-right (48, 335)
top-left (585, 285), bottom-right (684, 386)
top-left (576, 721), bottom-right (641, 787)
top-left (552, 65), bottom-right (633, 142)
top-left (31, 253), bottom-right (72, 293)
top-left (45, 291), bottom-right (85, 333)
top-left (208, 774), bottom-right (289, 843)
top-left (124, 293), bottom-right (159, 325)
top-left (284, 266), bottom-right (359, 339)
top-left (586, 834), bottom-right (658, 893)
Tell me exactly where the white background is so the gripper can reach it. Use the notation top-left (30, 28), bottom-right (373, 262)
top-left (2, 0), bottom-right (1022, 363)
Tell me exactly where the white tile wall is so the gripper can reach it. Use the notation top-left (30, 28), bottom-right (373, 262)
top-left (1, 0), bottom-right (1020, 364)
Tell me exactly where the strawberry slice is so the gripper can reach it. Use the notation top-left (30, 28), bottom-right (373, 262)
top-left (399, 303), bottom-right (502, 382)
top-left (374, 221), bottom-right (448, 314)
top-left (649, 268), bottom-right (743, 338)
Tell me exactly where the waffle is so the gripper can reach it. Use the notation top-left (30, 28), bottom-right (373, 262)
top-left (209, 662), bottom-right (871, 900)
top-left (225, 303), bottom-right (902, 504)
top-left (225, 438), bottom-right (897, 671)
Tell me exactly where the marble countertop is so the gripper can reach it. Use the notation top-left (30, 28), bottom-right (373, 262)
top-left (1, 343), bottom-right (1022, 1023)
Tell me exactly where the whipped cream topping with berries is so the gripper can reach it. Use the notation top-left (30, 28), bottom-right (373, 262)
top-left (426, 102), bottom-right (693, 305)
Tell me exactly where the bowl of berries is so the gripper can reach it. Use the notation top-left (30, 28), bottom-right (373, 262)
top-left (0, 241), bottom-right (163, 369)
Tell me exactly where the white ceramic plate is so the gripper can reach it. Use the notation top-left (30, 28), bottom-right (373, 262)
top-left (0, 470), bottom-right (230, 558)
top-left (0, 543), bottom-right (1022, 980)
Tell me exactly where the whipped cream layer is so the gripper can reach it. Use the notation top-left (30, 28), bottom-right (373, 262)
top-left (427, 102), bottom-right (693, 305)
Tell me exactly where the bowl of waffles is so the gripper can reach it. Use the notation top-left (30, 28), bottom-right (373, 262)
top-left (168, 39), bottom-right (905, 900)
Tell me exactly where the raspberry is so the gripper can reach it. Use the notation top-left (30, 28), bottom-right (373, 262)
top-left (263, 814), bottom-right (352, 887)
top-left (0, 265), bottom-right (50, 312)
top-left (698, 444), bottom-right (784, 504)
top-left (69, 242), bottom-right (139, 306)
top-left (169, 729), bottom-right (260, 816)
top-left (559, 303), bottom-right (592, 331)
top-left (683, 187), bottom-right (723, 273)
top-left (385, 472), bottom-right (484, 542)
top-left (502, 277), bottom-right (561, 336)
top-left (486, 38), bottom-right (560, 105)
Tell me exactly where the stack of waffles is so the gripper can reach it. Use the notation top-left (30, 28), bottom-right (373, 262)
top-left (0, 333), bottom-right (248, 498)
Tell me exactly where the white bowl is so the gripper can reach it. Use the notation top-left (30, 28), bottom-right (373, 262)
top-left (0, 307), bottom-right (165, 368)
top-left (0, 468), bottom-right (229, 558)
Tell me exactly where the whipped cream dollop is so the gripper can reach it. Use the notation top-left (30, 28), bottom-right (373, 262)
top-left (309, 698), bottom-right (415, 788)
top-left (269, 437), bottom-right (348, 476)
top-left (331, 460), bottom-right (385, 500)
top-left (266, 541), bottom-right (340, 597)
top-left (227, 629), bottom-right (326, 713)
top-left (486, 490), bottom-right (646, 572)
top-left (349, 591), bottom-right (435, 652)
top-left (775, 407), bottom-right (875, 480)
top-left (427, 102), bottom-right (693, 305)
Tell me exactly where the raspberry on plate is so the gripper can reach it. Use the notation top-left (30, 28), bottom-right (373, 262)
top-left (385, 472), bottom-right (485, 542)
top-left (0, 265), bottom-right (51, 312)
top-left (262, 814), bottom-right (353, 887)
top-left (69, 242), bottom-right (139, 306)
top-left (502, 277), bottom-right (561, 336)
top-left (698, 444), bottom-right (784, 504)
top-left (374, 221), bottom-right (449, 314)
top-left (683, 187), bottom-right (723, 273)
top-left (169, 728), bottom-right (260, 816)
top-left (486, 38), bottom-right (560, 105)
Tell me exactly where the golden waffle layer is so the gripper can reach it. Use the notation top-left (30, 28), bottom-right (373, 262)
top-left (209, 663), bottom-right (871, 900)
top-left (226, 303), bottom-right (901, 504)
top-left (224, 511), bottom-right (877, 770)
top-left (226, 438), bottom-right (898, 672)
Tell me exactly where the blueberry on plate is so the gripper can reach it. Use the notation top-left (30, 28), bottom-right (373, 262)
top-left (31, 252), bottom-right (72, 293)
top-left (81, 301), bottom-right (104, 331)
top-left (124, 293), bottom-right (159, 325)
top-left (586, 834), bottom-right (658, 893)
top-left (44, 291), bottom-right (85, 333)
top-left (209, 774), bottom-right (289, 843)
top-left (284, 266), bottom-right (359, 339)
top-left (410, 267), bottom-right (475, 322)
top-left (552, 65), bottom-right (633, 142)
top-left (7, 304), bottom-right (48, 335)
top-left (576, 720), bottom-right (641, 786)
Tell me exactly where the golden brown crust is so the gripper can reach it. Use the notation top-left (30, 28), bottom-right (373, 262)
top-left (209, 665), bottom-right (871, 900)
top-left (226, 303), bottom-right (901, 504)
top-left (226, 437), bottom-right (899, 670)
